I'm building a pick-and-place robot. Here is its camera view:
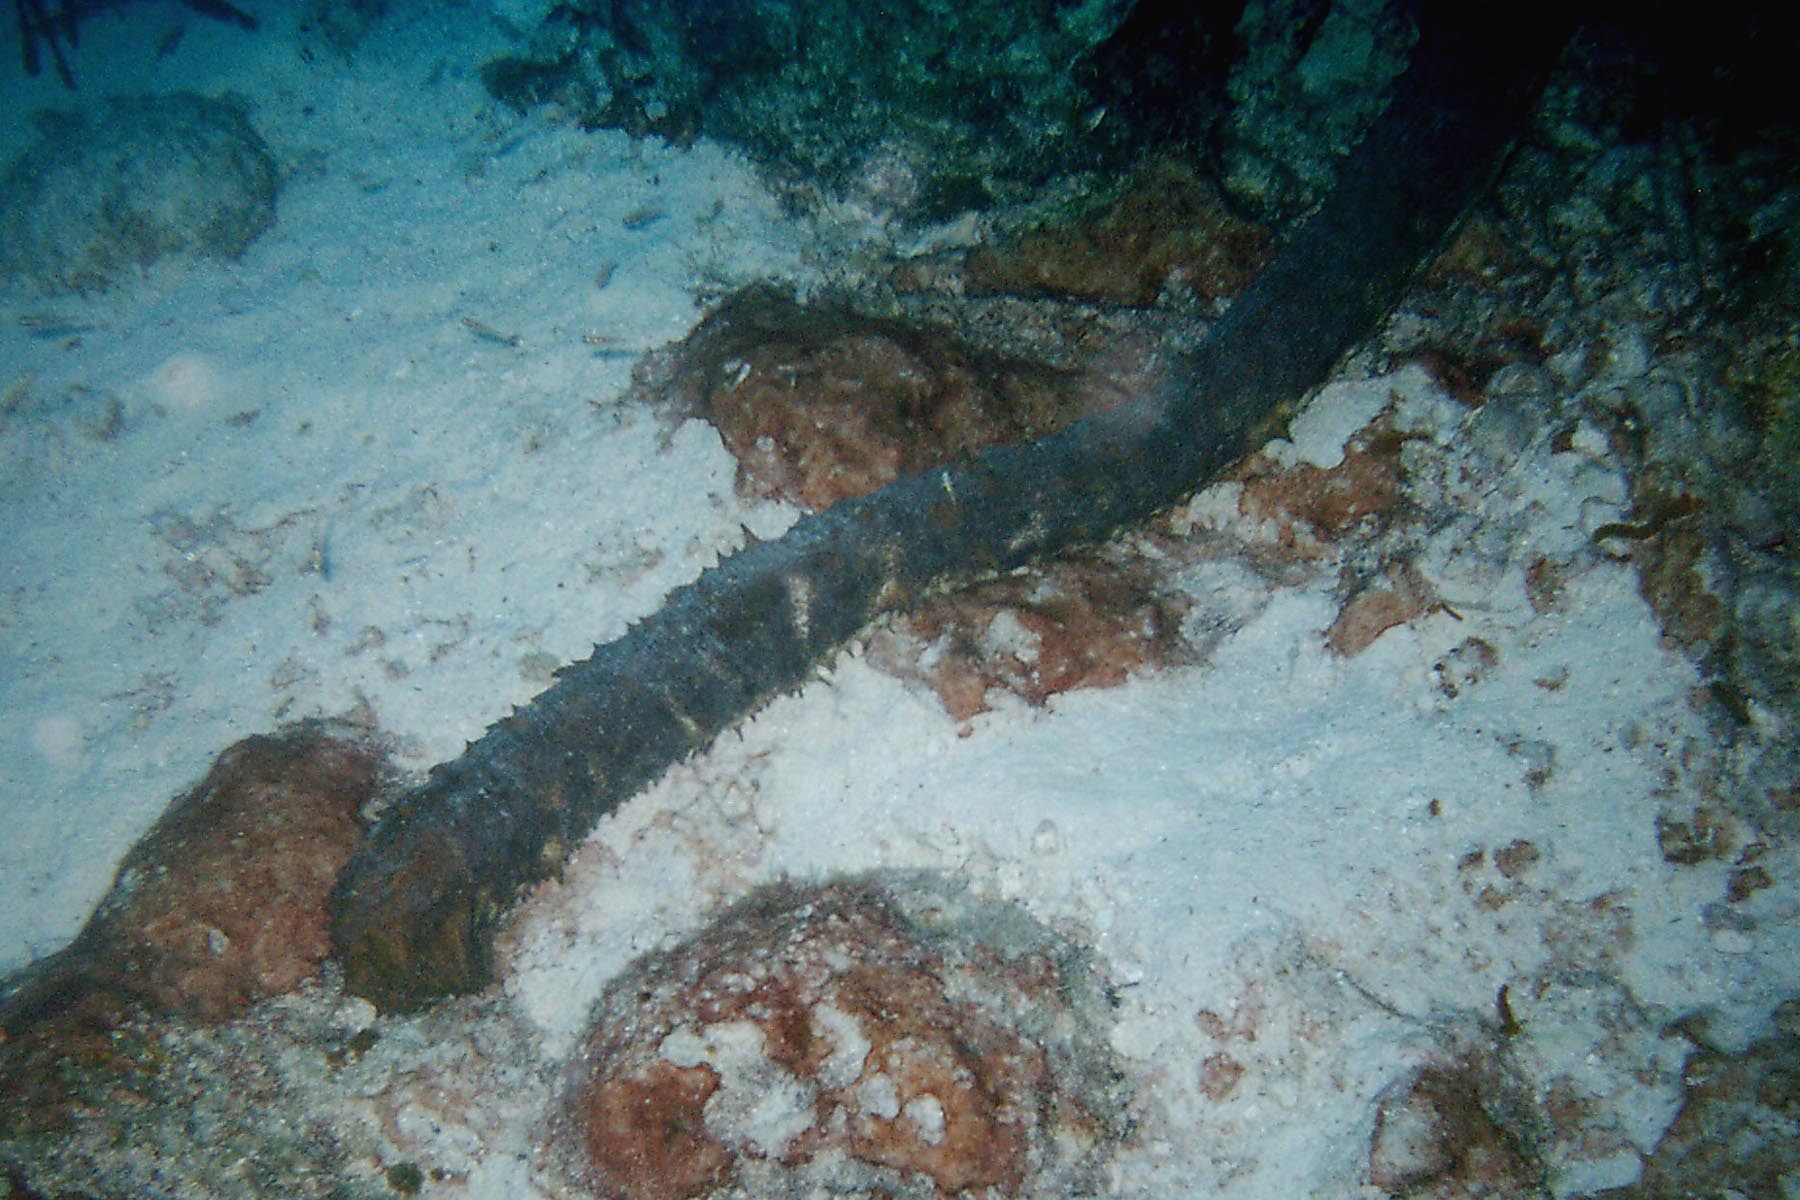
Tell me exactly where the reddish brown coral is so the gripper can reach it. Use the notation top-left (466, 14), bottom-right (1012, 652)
top-left (1367, 1057), bottom-right (1544, 1197)
top-left (0, 720), bottom-right (384, 1029)
top-left (85, 720), bottom-right (383, 1020)
top-left (0, 720), bottom-right (383, 1135)
top-left (869, 550), bottom-right (1192, 720)
top-left (1233, 420), bottom-right (1413, 557)
top-left (961, 158), bottom-right (1272, 308)
top-left (582, 1061), bottom-right (733, 1200)
top-left (555, 874), bottom-right (1122, 1200)
top-left (648, 285), bottom-right (1109, 510)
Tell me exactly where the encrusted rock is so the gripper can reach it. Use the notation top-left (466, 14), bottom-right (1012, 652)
top-left (869, 549), bottom-right (1193, 721)
top-left (0, 720), bottom-right (385, 1136)
top-left (550, 873), bottom-right (1125, 1199)
top-left (648, 285), bottom-right (1104, 511)
top-left (78, 720), bottom-right (383, 1020)
top-left (480, 0), bottom-right (1141, 221)
top-left (1367, 1056), bottom-right (1544, 1197)
top-left (0, 92), bottom-right (280, 295)
top-left (962, 158), bottom-right (1271, 309)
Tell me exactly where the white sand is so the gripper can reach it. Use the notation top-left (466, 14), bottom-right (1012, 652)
top-left (2, 5), bottom-right (1794, 1197)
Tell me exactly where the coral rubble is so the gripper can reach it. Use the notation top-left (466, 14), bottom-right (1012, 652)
top-left (868, 549), bottom-right (1193, 721)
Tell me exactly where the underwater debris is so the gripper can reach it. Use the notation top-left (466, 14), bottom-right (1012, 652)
top-left (546, 873), bottom-right (1125, 1200)
top-left (460, 314), bottom-right (523, 348)
top-left (13, 0), bottom-right (258, 88)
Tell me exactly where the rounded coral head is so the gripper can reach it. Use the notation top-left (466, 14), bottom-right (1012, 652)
top-left (549, 872), bottom-right (1126, 1200)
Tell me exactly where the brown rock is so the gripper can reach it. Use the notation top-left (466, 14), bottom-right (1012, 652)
top-left (962, 158), bottom-right (1272, 308)
top-left (1326, 563), bottom-right (1438, 658)
top-left (0, 720), bottom-right (384, 1135)
top-left (1368, 1057), bottom-right (1544, 1197)
top-left (648, 285), bottom-right (1108, 510)
top-left (553, 874), bottom-right (1124, 1200)
top-left (84, 720), bottom-right (384, 1020)
top-left (1626, 999), bottom-right (1800, 1199)
top-left (1235, 421), bottom-right (1413, 554)
top-left (869, 550), bottom-right (1192, 721)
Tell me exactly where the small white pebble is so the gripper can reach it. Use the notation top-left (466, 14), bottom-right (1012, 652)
top-left (902, 1094), bottom-right (946, 1145)
top-left (857, 1072), bottom-right (900, 1119)
top-left (1710, 928), bottom-right (1754, 955)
